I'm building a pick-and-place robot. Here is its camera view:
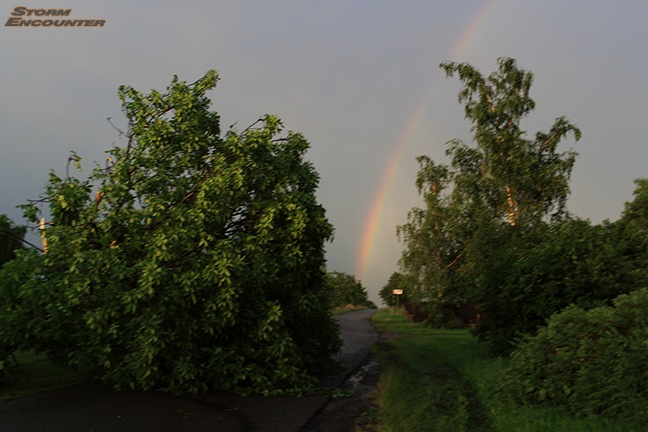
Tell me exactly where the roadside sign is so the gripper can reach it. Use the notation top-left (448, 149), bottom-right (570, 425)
top-left (392, 289), bottom-right (403, 295)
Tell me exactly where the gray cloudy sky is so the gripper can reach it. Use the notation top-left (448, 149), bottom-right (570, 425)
top-left (1, 1), bottom-right (646, 305)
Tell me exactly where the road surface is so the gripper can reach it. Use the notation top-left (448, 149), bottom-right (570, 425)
top-left (0, 309), bottom-right (379, 432)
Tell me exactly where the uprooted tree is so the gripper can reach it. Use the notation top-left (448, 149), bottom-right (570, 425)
top-left (0, 70), bottom-right (341, 394)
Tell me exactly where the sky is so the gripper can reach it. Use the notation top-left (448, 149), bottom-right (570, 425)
top-left (1, 1), bottom-right (646, 306)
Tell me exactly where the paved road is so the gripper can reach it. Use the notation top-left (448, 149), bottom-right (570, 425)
top-left (0, 309), bottom-right (378, 432)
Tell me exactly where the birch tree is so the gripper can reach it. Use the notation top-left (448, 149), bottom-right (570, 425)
top-left (441, 57), bottom-right (581, 228)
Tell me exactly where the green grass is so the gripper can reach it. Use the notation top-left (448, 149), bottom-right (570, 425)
top-left (0, 351), bottom-right (85, 402)
top-left (371, 308), bottom-right (642, 432)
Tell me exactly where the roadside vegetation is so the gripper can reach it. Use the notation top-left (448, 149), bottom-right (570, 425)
top-left (0, 71), bottom-right (339, 396)
top-left (371, 308), bottom-right (646, 432)
top-left (0, 351), bottom-right (86, 402)
top-left (395, 58), bottom-right (646, 351)
top-left (326, 271), bottom-right (377, 314)
top-left (381, 58), bottom-right (647, 428)
top-left (1, 57), bottom-right (646, 428)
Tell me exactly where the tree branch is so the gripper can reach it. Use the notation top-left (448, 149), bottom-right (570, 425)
top-left (445, 252), bottom-right (463, 270)
top-left (0, 229), bottom-right (43, 252)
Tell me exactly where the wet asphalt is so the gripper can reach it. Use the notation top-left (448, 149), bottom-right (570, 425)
top-left (0, 309), bottom-right (379, 432)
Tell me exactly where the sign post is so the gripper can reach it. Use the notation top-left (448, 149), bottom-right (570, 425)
top-left (392, 289), bottom-right (403, 307)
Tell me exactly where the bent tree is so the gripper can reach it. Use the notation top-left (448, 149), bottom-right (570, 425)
top-left (0, 70), bottom-right (340, 394)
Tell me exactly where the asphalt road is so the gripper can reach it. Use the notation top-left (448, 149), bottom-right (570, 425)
top-left (0, 309), bottom-right (379, 432)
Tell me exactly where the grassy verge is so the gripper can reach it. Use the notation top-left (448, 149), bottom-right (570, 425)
top-left (0, 351), bottom-right (85, 402)
top-left (371, 308), bottom-right (640, 432)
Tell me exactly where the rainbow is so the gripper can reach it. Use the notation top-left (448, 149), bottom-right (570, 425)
top-left (354, 1), bottom-right (500, 282)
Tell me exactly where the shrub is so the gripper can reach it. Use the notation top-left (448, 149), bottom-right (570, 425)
top-left (472, 218), bottom-right (647, 354)
top-left (500, 288), bottom-right (648, 426)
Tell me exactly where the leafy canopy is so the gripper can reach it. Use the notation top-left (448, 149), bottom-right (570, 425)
top-left (396, 58), bottom-right (646, 354)
top-left (325, 271), bottom-right (375, 309)
top-left (397, 57), bottom-right (593, 336)
top-left (379, 272), bottom-right (407, 307)
top-left (440, 57), bottom-right (581, 228)
top-left (502, 288), bottom-right (648, 426)
top-left (0, 215), bottom-right (25, 268)
top-left (0, 70), bottom-right (340, 395)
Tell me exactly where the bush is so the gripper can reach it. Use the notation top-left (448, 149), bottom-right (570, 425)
top-left (472, 218), bottom-right (646, 354)
top-left (500, 288), bottom-right (648, 426)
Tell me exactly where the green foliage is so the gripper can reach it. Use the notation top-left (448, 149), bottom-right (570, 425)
top-left (618, 178), bottom-right (648, 282)
top-left (0, 215), bottom-right (26, 268)
top-left (396, 157), bottom-right (464, 305)
top-left (0, 71), bottom-right (340, 395)
top-left (0, 350), bottom-right (86, 401)
top-left (438, 60), bottom-right (581, 336)
top-left (379, 272), bottom-right (407, 306)
top-left (325, 271), bottom-right (375, 309)
top-left (441, 57), bottom-right (581, 228)
top-left (0, 344), bottom-right (15, 387)
top-left (395, 156), bottom-right (471, 328)
top-left (0, 215), bottom-right (26, 385)
top-left (373, 309), bottom-right (634, 431)
top-left (397, 58), bottom-right (582, 333)
top-left (397, 58), bottom-right (648, 351)
top-left (500, 288), bottom-right (648, 426)
top-left (621, 178), bottom-right (648, 230)
top-left (0, 249), bottom-right (40, 387)
top-left (469, 216), bottom-right (646, 353)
